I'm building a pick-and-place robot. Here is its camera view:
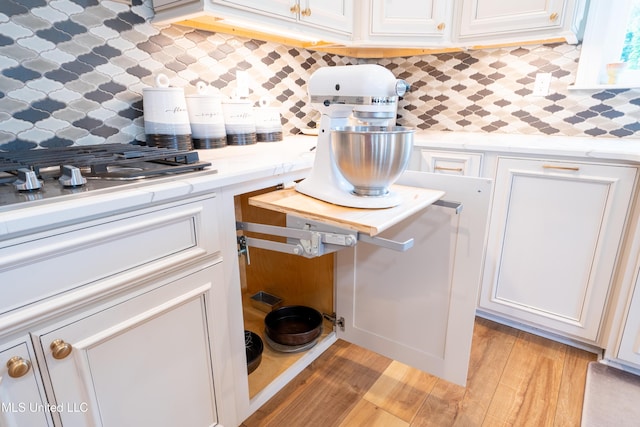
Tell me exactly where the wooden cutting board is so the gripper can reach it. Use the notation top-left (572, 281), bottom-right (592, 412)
top-left (248, 184), bottom-right (444, 236)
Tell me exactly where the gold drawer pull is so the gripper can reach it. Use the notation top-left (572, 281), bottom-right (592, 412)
top-left (437, 22), bottom-right (445, 31)
top-left (301, 8), bottom-right (311, 16)
top-left (550, 12), bottom-right (559, 22)
top-left (50, 339), bottom-right (73, 360)
top-left (6, 356), bottom-right (32, 378)
top-left (290, 4), bottom-right (300, 13)
top-left (542, 165), bottom-right (580, 171)
top-left (434, 166), bottom-right (464, 172)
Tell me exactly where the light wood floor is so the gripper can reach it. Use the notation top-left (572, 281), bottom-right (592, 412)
top-left (242, 317), bottom-right (597, 427)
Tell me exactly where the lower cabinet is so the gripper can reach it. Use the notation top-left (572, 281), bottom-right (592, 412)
top-left (478, 157), bottom-right (637, 343)
top-left (0, 340), bottom-right (53, 426)
top-left (1, 262), bottom-right (221, 427)
top-left (617, 262), bottom-right (640, 367)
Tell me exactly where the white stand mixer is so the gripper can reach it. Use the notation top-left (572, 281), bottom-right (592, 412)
top-left (295, 64), bottom-right (411, 209)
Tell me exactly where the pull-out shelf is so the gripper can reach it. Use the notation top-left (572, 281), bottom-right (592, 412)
top-left (237, 184), bottom-right (463, 258)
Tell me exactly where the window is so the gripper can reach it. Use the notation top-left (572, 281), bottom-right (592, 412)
top-left (620, 1), bottom-right (640, 69)
top-left (573, 0), bottom-right (640, 88)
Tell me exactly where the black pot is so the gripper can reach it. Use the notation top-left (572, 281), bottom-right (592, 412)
top-left (264, 305), bottom-right (323, 346)
top-left (245, 330), bottom-right (263, 374)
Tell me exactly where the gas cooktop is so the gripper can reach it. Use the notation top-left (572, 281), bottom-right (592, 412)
top-left (0, 144), bottom-right (214, 208)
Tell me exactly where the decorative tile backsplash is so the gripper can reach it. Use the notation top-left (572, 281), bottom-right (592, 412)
top-left (1, 0), bottom-right (639, 151)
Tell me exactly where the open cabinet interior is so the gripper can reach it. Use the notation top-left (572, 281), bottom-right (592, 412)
top-left (235, 187), bottom-right (335, 398)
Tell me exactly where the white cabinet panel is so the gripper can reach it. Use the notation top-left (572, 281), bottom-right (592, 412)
top-left (618, 265), bottom-right (640, 367)
top-left (337, 171), bottom-right (492, 386)
top-left (479, 158), bottom-right (637, 342)
top-left (370, 0), bottom-right (448, 36)
top-left (0, 341), bottom-right (52, 427)
top-left (458, 0), bottom-right (567, 37)
top-left (219, 0), bottom-right (294, 20)
top-left (417, 149), bottom-right (483, 176)
top-left (0, 196), bottom-right (218, 316)
top-left (35, 264), bottom-right (220, 427)
top-left (303, 0), bottom-right (353, 33)
top-left (214, 0), bottom-right (352, 33)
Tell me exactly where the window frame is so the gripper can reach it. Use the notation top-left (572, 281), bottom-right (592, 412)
top-left (572, 0), bottom-right (640, 89)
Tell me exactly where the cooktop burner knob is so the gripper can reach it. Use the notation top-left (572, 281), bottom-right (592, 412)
top-left (58, 165), bottom-right (87, 187)
top-left (13, 168), bottom-right (43, 191)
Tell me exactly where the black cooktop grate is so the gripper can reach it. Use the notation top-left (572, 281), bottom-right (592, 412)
top-left (0, 144), bottom-right (209, 176)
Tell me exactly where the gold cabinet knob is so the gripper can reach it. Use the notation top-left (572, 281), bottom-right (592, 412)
top-left (301, 8), bottom-right (311, 17)
top-left (437, 22), bottom-right (445, 31)
top-left (290, 4), bottom-right (300, 13)
top-left (6, 356), bottom-right (32, 378)
top-left (550, 12), bottom-right (558, 21)
top-left (50, 339), bottom-right (73, 360)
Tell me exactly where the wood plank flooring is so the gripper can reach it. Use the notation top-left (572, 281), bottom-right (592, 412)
top-left (241, 317), bottom-right (597, 427)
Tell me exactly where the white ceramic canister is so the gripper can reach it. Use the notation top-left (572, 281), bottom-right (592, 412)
top-left (254, 96), bottom-right (283, 142)
top-left (185, 82), bottom-right (227, 149)
top-left (142, 74), bottom-right (192, 149)
top-left (222, 98), bottom-right (257, 145)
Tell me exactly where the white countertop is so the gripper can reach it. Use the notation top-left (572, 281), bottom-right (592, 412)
top-left (413, 131), bottom-right (640, 163)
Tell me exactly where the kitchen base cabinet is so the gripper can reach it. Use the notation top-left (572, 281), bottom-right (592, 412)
top-left (33, 261), bottom-right (221, 427)
top-left (478, 157), bottom-right (637, 344)
top-left (223, 170), bottom-right (492, 424)
top-left (617, 266), bottom-right (640, 368)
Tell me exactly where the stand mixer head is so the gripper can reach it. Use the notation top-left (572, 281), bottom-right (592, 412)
top-left (295, 64), bottom-right (414, 208)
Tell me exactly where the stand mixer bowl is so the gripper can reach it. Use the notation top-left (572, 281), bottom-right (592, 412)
top-left (331, 126), bottom-right (414, 197)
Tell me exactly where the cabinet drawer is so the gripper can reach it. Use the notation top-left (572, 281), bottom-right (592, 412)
top-left (0, 196), bottom-right (219, 315)
top-left (417, 149), bottom-right (483, 176)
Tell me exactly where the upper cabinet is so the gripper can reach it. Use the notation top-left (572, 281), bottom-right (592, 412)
top-left (354, 0), bottom-right (453, 47)
top-left (214, 0), bottom-right (353, 34)
top-left (455, 0), bottom-right (585, 45)
top-left (151, 0), bottom-right (588, 57)
top-left (152, 0), bottom-right (354, 49)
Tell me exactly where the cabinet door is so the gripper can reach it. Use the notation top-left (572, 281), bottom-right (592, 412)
top-left (35, 264), bottom-right (221, 427)
top-left (618, 265), bottom-right (640, 366)
top-left (302, 0), bottom-right (353, 33)
top-left (418, 149), bottom-right (483, 176)
top-left (0, 341), bottom-right (52, 427)
top-left (217, 0), bottom-right (295, 20)
top-left (458, 0), bottom-right (566, 37)
top-left (370, 0), bottom-right (448, 36)
top-left (336, 171), bottom-right (492, 386)
top-left (479, 158), bottom-right (636, 342)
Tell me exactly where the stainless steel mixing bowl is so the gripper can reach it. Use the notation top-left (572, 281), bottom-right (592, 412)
top-left (331, 126), bottom-right (414, 197)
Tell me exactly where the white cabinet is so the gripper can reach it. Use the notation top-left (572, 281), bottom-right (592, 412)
top-left (618, 266), bottom-right (640, 367)
top-left (219, 169), bottom-right (492, 421)
top-left (336, 171), bottom-right (492, 385)
top-left (455, 0), bottom-right (585, 44)
top-left (216, 0), bottom-right (353, 33)
top-left (478, 157), bottom-right (637, 343)
top-left (358, 0), bottom-right (452, 46)
top-left (414, 149), bottom-right (483, 176)
top-left (0, 191), bottom-right (226, 426)
top-left (33, 264), bottom-right (220, 427)
top-left (0, 340), bottom-right (53, 426)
